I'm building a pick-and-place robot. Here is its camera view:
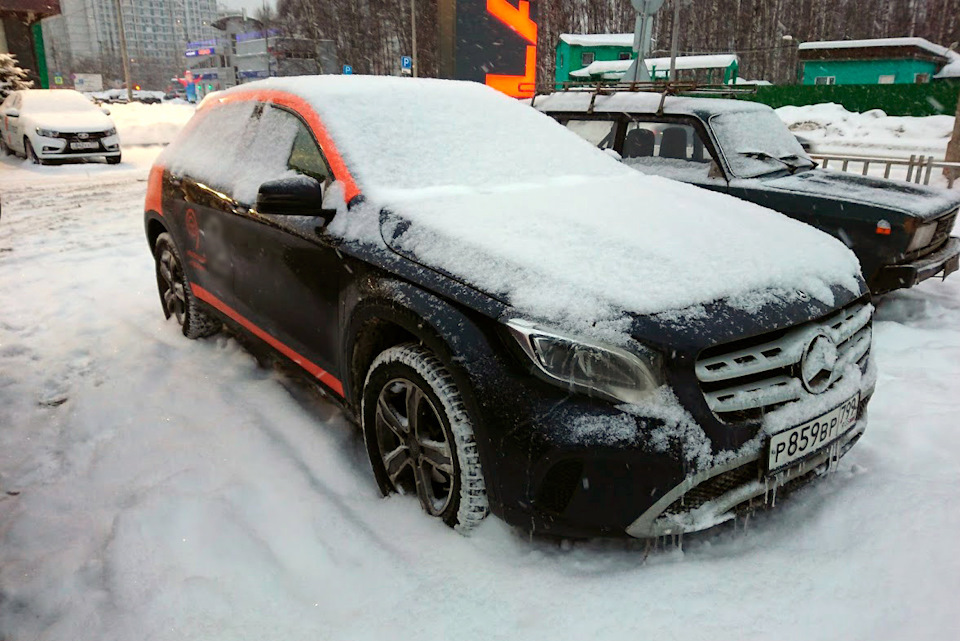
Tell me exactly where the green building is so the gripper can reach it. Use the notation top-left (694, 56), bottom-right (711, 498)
top-left (798, 37), bottom-right (956, 85)
top-left (555, 33), bottom-right (740, 86)
top-left (555, 33), bottom-right (634, 85)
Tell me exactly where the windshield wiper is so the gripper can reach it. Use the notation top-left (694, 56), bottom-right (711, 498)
top-left (779, 154), bottom-right (818, 170)
top-left (739, 151), bottom-right (804, 175)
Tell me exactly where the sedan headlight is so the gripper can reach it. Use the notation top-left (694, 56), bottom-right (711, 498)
top-left (506, 319), bottom-right (663, 404)
top-left (104, 127), bottom-right (117, 136)
top-left (907, 221), bottom-right (938, 252)
top-left (36, 127), bottom-right (58, 137)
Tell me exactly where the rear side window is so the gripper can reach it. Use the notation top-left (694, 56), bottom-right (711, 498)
top-left (160, 101), bottom-right (259, 195)
top-left (161, 101), bottom-right (322, 205)
top-left (565, 119), bottom-right (617, 149)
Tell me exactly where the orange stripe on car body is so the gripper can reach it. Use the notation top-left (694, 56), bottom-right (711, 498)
top-left (145, 163), bottom-right (165, 216)
top-left (191, 283), bottom-right (345, 397)
top-left (211, 89), bottom-right (362, 202)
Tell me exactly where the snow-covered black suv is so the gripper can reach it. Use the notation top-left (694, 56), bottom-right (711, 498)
top-left (144, 77), bottom-right (875, 538)
top-left (534, 90), bottom-right (960, 295)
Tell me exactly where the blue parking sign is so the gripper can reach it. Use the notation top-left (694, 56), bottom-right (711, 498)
top-left (342, 65), bottom-right (353, 75)
top-left (401, 56), bottom-right (412, 70)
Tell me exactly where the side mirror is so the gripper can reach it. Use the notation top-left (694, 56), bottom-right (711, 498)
top-left (256, 175), bottom-right (326, 217)
top-left (5, 108), bottom-right (19, 118)
top-left (101, 106), bottom-right (111, 116)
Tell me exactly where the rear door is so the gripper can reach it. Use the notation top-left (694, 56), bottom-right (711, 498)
top-left (164, 100), bottom-right (260, 310)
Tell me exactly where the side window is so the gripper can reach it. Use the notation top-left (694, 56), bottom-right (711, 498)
top-left (159, 100), bottom-right (259, 195)
top-left (581, 52), bottom-right (595, 66)
top-left (621, 119), bottom-right (719, 181)
top-left (564, 119), bottom-right (617, 150)
top-left (287, 121), bottom-right (331, 184)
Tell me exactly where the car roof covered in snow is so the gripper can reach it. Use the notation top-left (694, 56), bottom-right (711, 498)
top-left (212, 75), bottom-right (627, 195)
top-left (531, 91), bottom-right (772, 119)
top-left (19, 89), bottom-right (97, 111)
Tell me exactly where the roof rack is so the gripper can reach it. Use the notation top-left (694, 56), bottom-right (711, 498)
top-left (527, 80), bottom-right (757, 114)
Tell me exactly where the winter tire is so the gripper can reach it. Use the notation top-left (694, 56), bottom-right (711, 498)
top-left (154, 232), bottom-right (221, 339)
top-left (24, 138), bottom-right (44, 165)
top-left (362, 342), bottom-right (488, 533)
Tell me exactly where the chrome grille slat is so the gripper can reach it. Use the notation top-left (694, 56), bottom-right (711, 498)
top-left (697, 301), bottom-right (873, 418)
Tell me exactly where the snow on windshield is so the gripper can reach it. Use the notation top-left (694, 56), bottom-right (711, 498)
top-left (710, 110), bottom-right (811, 178)
top-left (242, 76), bottom-right (631, 196)
top-left (23, 90), bottom-right (98, 113)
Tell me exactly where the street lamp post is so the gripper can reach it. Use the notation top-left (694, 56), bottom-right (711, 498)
top-left (112, 0), bottom-right (134, 100)
top-left (411, 0), bottom-right (418, 77)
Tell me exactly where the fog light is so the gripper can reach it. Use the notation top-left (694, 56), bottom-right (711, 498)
top-left (42, 146), bottom-right (58, 153)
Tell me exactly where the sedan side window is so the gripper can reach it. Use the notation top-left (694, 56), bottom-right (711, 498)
top-left (621, 120), bottom-right (720, 181)
top-left (564, 119), bottom-right (617, 150)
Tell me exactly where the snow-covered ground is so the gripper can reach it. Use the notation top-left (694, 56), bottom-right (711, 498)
top-left (777, 102), bottom-right (955, 158)
top-left (2, 141), bottom-right (960, 640)
top-left (107, 102), bottom-right (195, 147)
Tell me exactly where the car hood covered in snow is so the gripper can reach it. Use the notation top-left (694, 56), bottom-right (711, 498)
top-left (376, 174), bottom-right (863, 343)
top-left (29, 110), bottom-right (114, 133)
top-left (758, 170), bottom-right (960, 220)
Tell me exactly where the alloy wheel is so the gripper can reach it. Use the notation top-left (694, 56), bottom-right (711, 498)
top-left (157, 247), bottom-right (187, 326)
top-left (375, 377), bottom-right (456, 516)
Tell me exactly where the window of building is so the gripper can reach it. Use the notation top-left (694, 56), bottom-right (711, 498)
top-left (814, 76), bottom-right (836, 85)
top-left (581, 52), bottom-right (595, 66)
top-left (619, 52), bottom-right (632, 60)
top-left (915, 73), bottom-right (930, 84)
top-left (878, 75), bottom-right (895, 84)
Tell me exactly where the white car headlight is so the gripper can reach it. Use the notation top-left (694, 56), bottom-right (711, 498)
top-left (506, 319), bottom-right (663, 404)
top-left (105, 127), bottom-right (117, 136)
top-left (907, 221), bottom-right (938, 252)
top-left (36, 127), bottom-right (58, 137)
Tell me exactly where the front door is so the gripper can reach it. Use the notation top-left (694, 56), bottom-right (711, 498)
top-left (226, 104), bottom-right (345, 394)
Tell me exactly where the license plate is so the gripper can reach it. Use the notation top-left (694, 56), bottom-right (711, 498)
top-left (767, 393), bottom-right (860, 473)
top-left (70, 141), bottom-right (99, 150)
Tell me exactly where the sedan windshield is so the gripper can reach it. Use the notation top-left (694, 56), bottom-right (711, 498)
top-left (709, 110), bottom-right (814, 178)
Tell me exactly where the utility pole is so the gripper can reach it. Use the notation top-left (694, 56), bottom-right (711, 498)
top-left (668, 0), bottom-right (681, 81)
top-left (112, 0), bottom-right (133, 100)
top-left (411, 0), bottom-right (418, 77)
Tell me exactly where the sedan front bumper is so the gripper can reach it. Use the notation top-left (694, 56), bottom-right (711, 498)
top-left (873, 237), bottom-right (960, 293)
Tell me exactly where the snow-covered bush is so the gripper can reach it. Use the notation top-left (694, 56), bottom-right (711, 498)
top-left (0, 52), bottom-right (33, 100)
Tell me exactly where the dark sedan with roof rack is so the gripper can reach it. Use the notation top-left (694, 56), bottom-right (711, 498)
top-left (533, 85), bottom-right (960, 295)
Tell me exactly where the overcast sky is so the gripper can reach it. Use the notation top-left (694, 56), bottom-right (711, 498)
top-left (217, 0), bottom-right (274, 19)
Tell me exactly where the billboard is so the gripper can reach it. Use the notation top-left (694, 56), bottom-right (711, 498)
top-left (455, 0), bottom-right (537, 98)
top-left (73, 73), bottom-right (103, 92)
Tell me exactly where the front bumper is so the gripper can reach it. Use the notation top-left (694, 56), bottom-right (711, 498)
top-left (626, 416), bottom-right (866, 537)
top-left (872, 237), bottom-right (960, 293)
top-left (34, 133), bottom-right (121, 160)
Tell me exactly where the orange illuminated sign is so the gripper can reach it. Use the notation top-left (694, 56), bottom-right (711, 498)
top-left (485, 0), bottom-right (537, 98)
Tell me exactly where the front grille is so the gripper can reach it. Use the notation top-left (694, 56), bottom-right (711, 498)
top-left (56, 131), bottom-right (109, 142)
top-left (696, 299), bottom-right (872, 423)
top-left (663, 463), bottom-right (760, 515)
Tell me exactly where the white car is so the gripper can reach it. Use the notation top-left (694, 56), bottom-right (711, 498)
top-left (0, 89), bottom-right (121, 165)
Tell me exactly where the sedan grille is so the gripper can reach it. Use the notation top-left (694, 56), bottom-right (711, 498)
top-left (696, 300), bottom-right (872, 423)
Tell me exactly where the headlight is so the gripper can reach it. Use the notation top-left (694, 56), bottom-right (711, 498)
top-left (36, 128), bottom-right (58, 137)
top-left (907, 221), bottom-right (937, 252)
top-left (506, 319), bottom-right (663, 404)
top-left (105, 127), bottom-right (117, 136)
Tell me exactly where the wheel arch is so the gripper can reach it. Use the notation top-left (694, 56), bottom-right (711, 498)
top-left (145, 214), bottom-right (168, 256)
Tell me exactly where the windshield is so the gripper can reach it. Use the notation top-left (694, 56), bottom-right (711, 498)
top-left (23, 91), bottom-right (97, 113)
top-left (709, 110), bottom-right (813, 178)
